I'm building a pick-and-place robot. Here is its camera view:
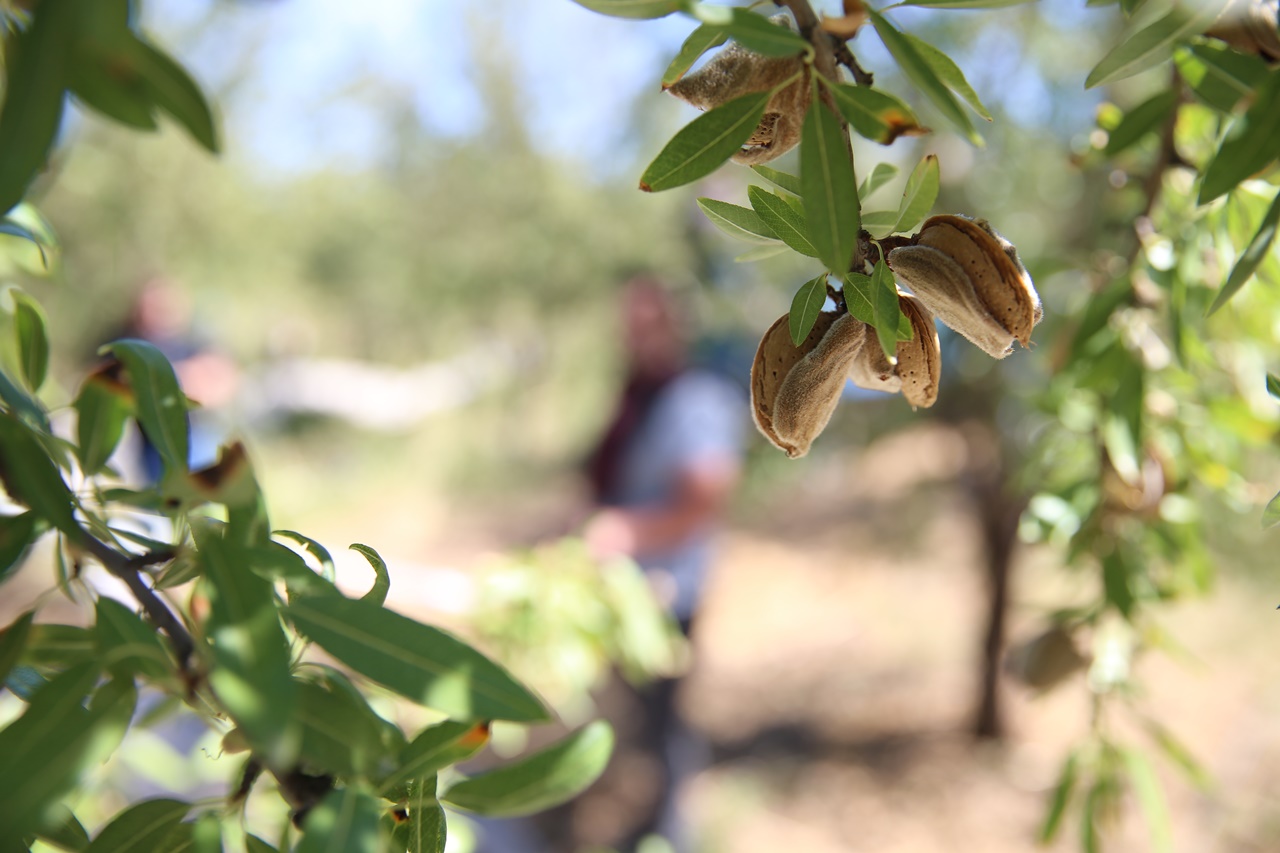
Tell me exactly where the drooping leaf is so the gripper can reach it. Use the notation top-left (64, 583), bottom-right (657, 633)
top-left (801, 94), bottom-right (860, 273)
top-left (747, 185), bottom-right (819, 257)
top-left (74, 362), bottom-right (133, 476)
top-left (284, 595), bottom-right (549, 723)
top-left (0, 511), bottom-right (41, 582)
top-left (94, 596), bottom-right (172, 682)
top-left (12, 291), bottom-right (49, 392)
top-left (823, 80), bottom-right (925, 145)
top-left (84, 799), bottom-right (190, 853)
top-left (640, 90), bottom-right (771, 192)
top-left (870, 260), bottom-right (902, 360)
top-left (569, 0), bottom-right (687, 18)
top-left (443, 721), bottom-right (614, 817)
top-left (66, 31), bottom-right (158, 132)
top-left (105, 340), bottom-right (189, 477)
top-left (1199, 71), bottom-right (1280, 203)
top-left (662, 24), bottom-right (727, 88)
top-left (902, 32), bottom-right (993, 121)
top-left (1038, 749), bottom-right (1079, 843)
top-left (696, 198), bottom-right (780, 244)
top-left (380, 721), bottom-right (491, 799)
top-left (870, 11), bottom-right (981, 145)
top-left (296, 787), bottom-right (382, 853)
top-left (274, 529), bottom-right (337, 582)
top-left (0, 412), bottom-right (84, 542)
top-left (0, 611), bottom-right (34, 688)
top-left (1175, 40), bottom-right (1268, 113)
top-left (0, 1), bottom-right (73, 215)
top-left (1210, 190), bottom-right (1280, 313)
top-left (788, 276), bottom-right (829, 346)
top-left (892, 154), bottom-right (940, 234)
top-left (859, 162), bottom-right (899, 199)
top-left (1086, 0), bottom-right (1230, 89)
top-left (391, 777), bottom-right (447, 853)
top-left (1104, 90), bottom-right (1178, 156)
top-left (750, 165), bottom-right (802, 195)
top-left (350, 543), bottom-right (391, 605)
top-left (688, 5), bottom-right (811, 57)
top-left (128, 38), bottom-right (219, 153)
top-left (1120, 747), bottom-right (1173, 853)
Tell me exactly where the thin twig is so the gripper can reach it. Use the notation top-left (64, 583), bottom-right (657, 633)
top-left (82, 536), bottom-right (195, 666)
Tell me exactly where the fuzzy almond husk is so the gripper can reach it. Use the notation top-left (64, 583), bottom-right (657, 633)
top-left (751, 310), bottom-right (866, 458)
top-left (667, 38), bottom-right (810, 165)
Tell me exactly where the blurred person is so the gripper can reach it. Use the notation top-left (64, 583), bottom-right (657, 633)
top-left (578, 274), bottom-right (748, 853)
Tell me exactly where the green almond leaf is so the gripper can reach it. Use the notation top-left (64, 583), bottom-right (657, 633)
top-left (195, 525), bottom-right (299, 767)
top-left (688, 6), bottom-right (811, 57)
top-left (747, 185), bottom-right (819, 257)
top-left (1120, 747), bottom-right (1173, 853)
top-left (843, 275), bottom-right (913, 339)
top-left (391, 777), bottom-right (447, 853)
top-left (12, 292), bottom-right (49, 392)
top-left (869, 11), bottom-right (981, 145)
top-left (570, 0), bottom-right (687, 18)
top-left (825, 81), bottom-right (924, 145)
top-left (0, 1), bottom-right (73, 215)
top-left (245, 835), bottom-right (279, 853)
top-left (734, 244), bottom-right (790, 262)
top-left (0, 511), bottom-right (41, 583)
top-left (351, 543), bottom-right (391, 605)
top-left (1141, 719), bottom-right (1212, 789)
top-left (94, 596), bottom-right (172, 682)
top-left (0, 217), bottom-right (54, 270)
top-left (0, 412), bottom-right (84, 542)
top-left (662, 24), bottom-right (727, 88)
top-left (1199, 72), bottom-right (1280, 203)
top-left (0, 611), bottom-right (33, 688)
top-left (294, 679), bottom-right (396, 778)
top-left (22, 623), bottom-right (96, 669)
top-left (750, 165), bottom-right (802, 195)
top-left (1268, 373), bottom-right (1280, 401)
top-left (380, 721), bottom-right (490, 799)
top-left (443, 721), bottom-right (614, 818)
top-left (74, 363), bottom-right (132, 476)
top-left (1038, 749), bottom-right (1079, 843)
top-left (860, 209), bottom-right (899, 236)
top-left (1175, 41), bottom-right (1268, 113)
top-left (860, 162), bottom-right (900, 199)
top-left (191, 813), bottom-right (223, 853)
top-left (274, 529), bottom-right (337, 582)
top-left (296, 788), bottom-right (382, 853)
top-left (893, 153), bottom-right (940, 234)
top-left (284, 595), bottom-right (549, 723)
top-left (33, 804), bottom-right (90, 853)
top-left (1263, 489), bottom-right (1280, 528)
top-left (641, 89), bottom-right (770, 192)
top-left (801, 95), bottom-right (860, 273)
top-left (84, 799), bottom-right (190, 853)
top-left (899, 0), bottom-right (1035, 7)
top-left (1102, 550), bottom-right (1135, 618)
top-left (68, 44), bottom-right (159, 131)
top-left (902, 33), bottom-right (993, 122)
top-left (696, 198), bottom-right (780, 244)
top-left (871, 260), bottom-right (902, 360)
top-left (1210, 190), bottom-right (1280, 313)
top-left (0, 368), bottom-right (50, 431)
top-left (1086, 0), bottom-right (1230, 89)
top-left (106, 340), bottom-right (189, 476)
top-left (128, 38), bottom-right (219, 153)
top-left (1104, 90), bottom-right (1178, 156)
top-left (788, 276), bottom-right (829, 346)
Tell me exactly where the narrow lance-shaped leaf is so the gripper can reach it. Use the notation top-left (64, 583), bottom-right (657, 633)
top-left (32, 804), bottom-right (90, 853)
top-left (823, 79), bottom-right (925, 145)
top-left (860, 162), bottom-right (899, 199)
top-left (1263, 489), bottom-right (1280, 528)
top-left (747, 185), bottom-right (819, 257)
top-left (0, 412), bottom-right (84, 542)
top-left (1268, 372), bottom-right (1280, 401)
top-left (285, 595), bottom-right (549, 723)
top-left (801, 92), bottom-right (860, 273)
top-left (1038, 749), bottom-right (1079, 843)
top-left (443, 721), bottom-right (615, 817)
top-left (1198, 66), bottom-right (1280, 203)
top-left (12, 292), bottom-right (49, 392)
top-left (569, 0), bottom-right (687, 18)
top-left (869, 10), bottom-right (981, 145)
top-left (696, 198), bottom-right (780, 244)
top-left (274, 528), bottom-right (337, 581)
top-left (1104, 90), bottom-right (1178, 157)
top-left (663, 24), bottom-right (727, 88)
top-left (688, 6), bottom-right (812, 57)
top-left (83, 799), bottom-right (191, 853)
top-left (788, 276), bottom-right (829, 345)
top-left (106, 340), bottom-right (190, 476)
top-left (129, 38), bottom-right (219, 153)
top-left (380, 721), bottom-right (491, 799)
top-left (843, 273), bottom-right (913, 339)
top-left (74, 362), bottom-right (133, 476)
top-left (1086, 0), bottom-right (1230, 89)
top-left (892, 154), bottom-right (940, 234)
top-left (1121, 747), bottom-right (1173, 853)
top-left (1210, 191), bottom-right (1280, 314)
top-left (750, 165), bottom-right (802, 195)
top-left (0, 511), bottom-right (41, 583)
top-left (293, 679), bottom-right (397, 778)
top-left (351, 543), bottom-right (391, 605)
top-left (1174, 41), bottom-right (1268, 113)
top-left (871, 260), bottom-right (902, 360)
top-left (640, 90), bottom-right (771, 192)
top-left (95, 596), bottom-right (173, 682)
top-left (296, 788), bottom-right (382, 853)
top-left (0, 611), bottom-right (34, 688)
top-left (903, 33), bottom-right (992, 121)
top-left (391, 777), bottom-right (447, 853)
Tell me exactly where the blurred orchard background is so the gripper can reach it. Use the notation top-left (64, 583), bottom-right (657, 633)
top-left (5, 0), bottom-right (1280, 851)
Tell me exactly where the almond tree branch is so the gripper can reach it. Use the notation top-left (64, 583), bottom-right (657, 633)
top-left (82, 535), bottom-right (195, 668)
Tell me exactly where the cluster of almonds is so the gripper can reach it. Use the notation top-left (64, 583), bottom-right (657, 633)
top-left (752, 215), bottom-right (1042, 458)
